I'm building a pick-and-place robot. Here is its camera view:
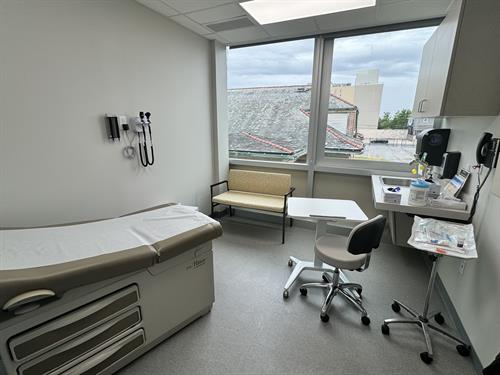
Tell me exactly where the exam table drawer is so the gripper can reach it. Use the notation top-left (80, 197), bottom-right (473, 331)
top-left (59, 329), bottom-right (145, 375)
top-left (18, 308), bottom-right (142, 375)
top-left (9, 285), bottom-right (139, 362)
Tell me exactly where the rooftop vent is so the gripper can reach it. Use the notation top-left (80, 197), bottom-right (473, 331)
top-left (206, 17), bottom-right (255, 33)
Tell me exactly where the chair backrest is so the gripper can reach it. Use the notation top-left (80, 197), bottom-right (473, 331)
top-left (347, 215), bottom-right (386, 255)
top-left (228, 169), bottom-right (291, 196)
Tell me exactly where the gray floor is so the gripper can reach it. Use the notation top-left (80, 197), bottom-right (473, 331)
top-left (119, 218), bottom-right (477, 375)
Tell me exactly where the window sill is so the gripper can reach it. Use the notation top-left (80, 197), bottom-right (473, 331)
top-left (229, 158), bottom-right (413, 177)
top-left (314, 162), bottom-right (412, 177)
top-left (229, 158), bottom-right (309, 171)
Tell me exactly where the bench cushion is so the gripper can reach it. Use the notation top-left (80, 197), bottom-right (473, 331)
top-left (228, 170), bottom-right (291, 196)
top-left (212, 191), bottom-right (285, 213)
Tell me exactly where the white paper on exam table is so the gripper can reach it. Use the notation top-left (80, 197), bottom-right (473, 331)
top-left (408, 216), bottom-right (476, 257)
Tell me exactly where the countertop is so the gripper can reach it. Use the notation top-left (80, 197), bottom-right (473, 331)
top-left (371, 175), bottom-right (471, 221)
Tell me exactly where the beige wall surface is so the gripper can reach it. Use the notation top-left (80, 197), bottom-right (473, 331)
top-left (439, 115), bottom-right (500, 367)
top-left (0, 0), bottom-right (214, 226)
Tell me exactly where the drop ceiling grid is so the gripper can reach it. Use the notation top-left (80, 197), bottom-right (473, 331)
top-left (159, 0), bottom-right (271, 44)
top-left (138, 0), bottom-right (454, 46)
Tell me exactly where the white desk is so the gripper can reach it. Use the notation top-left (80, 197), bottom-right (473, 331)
top-left (382, 217), bottom-right (477, 364)
top-left (283, 198), bottom-right (368, 299)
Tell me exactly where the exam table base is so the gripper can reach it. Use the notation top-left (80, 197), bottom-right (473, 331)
top-left (381, 255), bottom-right (471, 364)
top-left (282, 257), bottom-right (360, 299)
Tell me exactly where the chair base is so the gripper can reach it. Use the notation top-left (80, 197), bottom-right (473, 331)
top-left (381, 255), bottom-right (471, 364)
top-left (299, 269), bottom-right (370, 325)
top-left (382, 299), bottom-right (471, 364)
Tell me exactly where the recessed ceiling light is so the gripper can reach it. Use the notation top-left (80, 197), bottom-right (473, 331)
top-left (240, 0), bottom-right (376, 25)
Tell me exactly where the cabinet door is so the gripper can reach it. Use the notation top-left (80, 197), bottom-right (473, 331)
top-left (412, 31), bottom-right (436, 117)
top-left (421, 0), bottom-right (461, 117)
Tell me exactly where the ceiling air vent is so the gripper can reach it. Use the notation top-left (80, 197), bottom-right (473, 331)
top-left (206, 17), bottom-right (255, 33)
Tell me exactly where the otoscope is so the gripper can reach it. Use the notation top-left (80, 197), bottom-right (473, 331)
top-left (138, 111), bottom-right (154, 167)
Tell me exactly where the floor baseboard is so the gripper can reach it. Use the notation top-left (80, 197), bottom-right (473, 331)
top-left (434, 272), bottom-right (483, 374)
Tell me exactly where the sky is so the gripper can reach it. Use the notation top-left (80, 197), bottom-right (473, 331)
top-left (227, 26), bottom-right (436, 115)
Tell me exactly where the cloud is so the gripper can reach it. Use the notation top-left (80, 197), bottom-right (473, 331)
top-left (227, 26), bottom-right (436, 114)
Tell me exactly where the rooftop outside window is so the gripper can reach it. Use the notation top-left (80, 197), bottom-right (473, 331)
top-left (227, 39), bottom-right (314, 163)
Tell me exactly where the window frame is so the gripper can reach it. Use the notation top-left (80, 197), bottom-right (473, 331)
top-left (226, 18), bottom-right (443, 176)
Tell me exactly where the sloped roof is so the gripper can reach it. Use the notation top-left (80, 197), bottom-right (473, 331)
top-left (228, 85), bottom-right (363, 160)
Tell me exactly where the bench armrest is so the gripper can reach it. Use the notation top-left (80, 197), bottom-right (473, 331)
top-left (210, 180), bottom-right (229, 199)
top-left (283, 187), bottom-right (295, 212)
top-left (284, 187), bottom-right (295, 198)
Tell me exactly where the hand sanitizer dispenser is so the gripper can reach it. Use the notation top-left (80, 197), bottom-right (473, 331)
top-left (416, 128), bottom-right (450, 166)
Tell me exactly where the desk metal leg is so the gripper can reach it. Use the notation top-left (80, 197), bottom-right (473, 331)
top-left (381, 255), bottom-right (472, 364)
top-left (283, 257), bottom-right (333, 299)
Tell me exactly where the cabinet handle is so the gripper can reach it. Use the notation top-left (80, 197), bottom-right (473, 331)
top-left (420, 99), bottom-right (427, 113)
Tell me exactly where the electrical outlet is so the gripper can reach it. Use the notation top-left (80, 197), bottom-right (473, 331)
top-left (459, 260), bottom-right (466, 275)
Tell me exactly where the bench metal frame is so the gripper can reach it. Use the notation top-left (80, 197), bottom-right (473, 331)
top-left (210, 181), bottom-right (295, 244)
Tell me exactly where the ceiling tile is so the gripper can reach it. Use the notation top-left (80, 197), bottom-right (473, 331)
top-left (162, 0), bottom-right (233, 14)
top-left (205, 33), bottom-right (230, 44)
top-left (136, 0), bottom-right (178, 17)
top-left (315, 7), bottom-right (377, 31)
top-left (263, 17), bottom-right (319, 38)
top-left (170, 15), bottom-right (212, 35)
top-left (186, 3), bottom-right (246, 24)
top-left (375, 0), bottom-right (451, 23)
top-left (218, 25), bottom-right (269, 44)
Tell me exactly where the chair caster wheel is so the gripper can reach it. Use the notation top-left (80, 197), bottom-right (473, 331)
top-left (361, 315), bottom-right (370, 325)
top-left (283, 290), bottom-right (289, 299)
top-left (391, 302), bottom-right (401, 313)
top-left (420, 352), bottom-right (433, 364)
top-left (299, 288), bottom-right (307, 296)
top-left (456, 345), bottom-right (471, 357)
top-left (434, 313), bottom-right (445, 325)
top-left (381, 323), bottom-right (390, 335)
top-left (287, 259), bottom-right (293, 267)
top-left (320, 313), bottom-right (329, 323)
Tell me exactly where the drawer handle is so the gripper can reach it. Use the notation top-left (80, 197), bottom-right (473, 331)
top-left (63, 332), bottom-right (142, 375)
top-left (3, 290), bottom-right (55, 312)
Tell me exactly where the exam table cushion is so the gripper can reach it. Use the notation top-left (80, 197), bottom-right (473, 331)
top-left (0, 204), bottom-right (222, 310)
top-left (212, 191), bottom-right (285, 213)
top-left (0, 246), bottom-right (155, 312)
top-left (315, 234), bottom-right (367, 270)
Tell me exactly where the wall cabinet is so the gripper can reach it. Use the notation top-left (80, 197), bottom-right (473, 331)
top-left (413, 0), bottom-right (500, 118)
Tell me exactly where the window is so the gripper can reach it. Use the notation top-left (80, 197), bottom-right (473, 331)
top-left (320, 27), bottom-right (437, 165)
top-left (227, 39), bottom-right (314, 163)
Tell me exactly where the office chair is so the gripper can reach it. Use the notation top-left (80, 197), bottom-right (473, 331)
top-left (299, 215), bottom-right (386, 324)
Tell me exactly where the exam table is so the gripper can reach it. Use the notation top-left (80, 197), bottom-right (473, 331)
top-left (0, 204), bottom-right (222, 375)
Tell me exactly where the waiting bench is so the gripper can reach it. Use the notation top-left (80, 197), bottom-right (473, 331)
top-left (210, 170), bottom-right (295, 244)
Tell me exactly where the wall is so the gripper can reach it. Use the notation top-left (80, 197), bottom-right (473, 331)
top-left (439, 115), bottom-right (500, 367)
top-left (0, 0), bottom-right (214, 227)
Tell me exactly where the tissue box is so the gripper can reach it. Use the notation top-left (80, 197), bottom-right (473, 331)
top-left (382, 186), bottom-right (402, 204)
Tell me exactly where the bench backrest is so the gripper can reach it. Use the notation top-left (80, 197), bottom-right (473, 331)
top-left (228, 170), bottom-right (291, 196)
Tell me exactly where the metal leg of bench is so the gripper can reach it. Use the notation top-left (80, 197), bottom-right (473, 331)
top-left (290, 218), bottom-right (293, 227)
top-left (282, 211), bottom-right (286, 244)
top-left (229, 205), bottom-right (233, 216)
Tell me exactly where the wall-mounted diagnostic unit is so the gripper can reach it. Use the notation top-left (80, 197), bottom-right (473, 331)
top-left (105, 114), bottom-right (121, 141)
top-left (104, 112), bottom-right (155, 168)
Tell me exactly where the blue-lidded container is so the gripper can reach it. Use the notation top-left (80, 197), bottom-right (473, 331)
top-left (408, 179), bottom-right (430, 206)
